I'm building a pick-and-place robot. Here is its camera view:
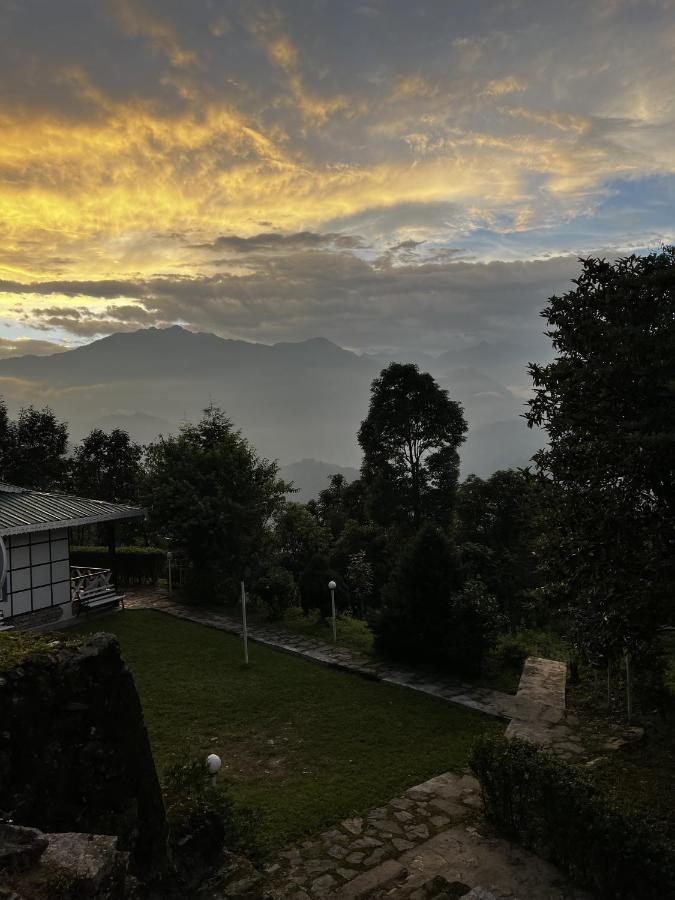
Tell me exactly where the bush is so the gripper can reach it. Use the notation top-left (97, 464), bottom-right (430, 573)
top-left (162, 756), bottom-right (261, 871)
top-left (70, 545), bottom-right (165, 586)
top-left (256, 567), bottom-right (298, 620)
top-left (469, 735), bottom-right (675, 899)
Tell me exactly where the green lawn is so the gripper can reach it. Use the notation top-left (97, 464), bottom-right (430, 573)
top-left (73, 610), bottom-right (500, 853)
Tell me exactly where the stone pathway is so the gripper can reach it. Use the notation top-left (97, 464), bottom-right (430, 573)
top-left (224, 770), bottom-right (591, 899)
top-left (124, 589), bottom-right (581, 757)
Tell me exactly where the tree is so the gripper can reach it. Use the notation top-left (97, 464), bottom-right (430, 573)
top-left (273, 502), bottom-right (330, 580)
top-left (316, 474), bottom-right (366, 537)
top-left (525, 249), bottom-right (675, 670)
top-left (145, 405), bottom-right (289, 603)
top-left (0, 399), bottom-right (14, 482)
top-left (345, 550), bottom-right (374, 618)
top-left (372, 524), bottom-right (464, 665)
top-left (70, 428), bottom-right (143, 503)
top-left (6, 405), bottom-right (68, 490)
top-left (456, 469), bottom-right (544, 628)
top-left (358, 363), bottom-right (467, 527)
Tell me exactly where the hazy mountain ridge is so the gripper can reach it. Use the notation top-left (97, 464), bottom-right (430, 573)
top-left (0, 326), bottom-right (547, 494)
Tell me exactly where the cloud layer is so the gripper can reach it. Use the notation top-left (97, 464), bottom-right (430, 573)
top-left (0, 0), bottom-right (674, 355)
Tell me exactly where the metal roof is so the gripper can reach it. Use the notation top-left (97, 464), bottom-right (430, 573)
top-left (0, 483), bottom-right (146, 536)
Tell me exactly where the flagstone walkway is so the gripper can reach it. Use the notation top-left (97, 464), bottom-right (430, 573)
top-left (252, 770), bottom-right (592, 899)
top-left (124, 589), bottom-right (583, 757)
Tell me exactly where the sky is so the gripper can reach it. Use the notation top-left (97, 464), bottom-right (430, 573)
top-left (0, 0), bottom-right (674, 360)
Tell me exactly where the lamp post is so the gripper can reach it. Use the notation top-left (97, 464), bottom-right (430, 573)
top-left (166, 551), bottom-right (173, 597)
top-left (328, 580), bottom-right (337, 642)
top-left (206, 753), bottom-right (222, 786)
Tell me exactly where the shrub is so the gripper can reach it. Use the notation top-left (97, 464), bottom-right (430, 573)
top-left (256, 567), bottom-right (298, 620)
top-left (162, 756), bottom-right (261, 871)
top-left (469, 735), bottom-right (675, 899)
top-left (70, 545), bottom-right (165, 586)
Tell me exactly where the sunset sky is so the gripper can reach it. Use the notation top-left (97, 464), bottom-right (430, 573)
top-left (1, 0), bottom-right (674, 357)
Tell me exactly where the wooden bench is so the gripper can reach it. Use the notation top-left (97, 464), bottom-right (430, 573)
top-left (72, 568), bottom-right (125, 616)
top-left (0, 608), bottom-right (14, 631)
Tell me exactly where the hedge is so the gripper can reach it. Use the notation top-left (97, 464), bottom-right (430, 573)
top-left (469, 735), bottom-right (675, 899)
top-left (70, 546), bottom-right (165, 586)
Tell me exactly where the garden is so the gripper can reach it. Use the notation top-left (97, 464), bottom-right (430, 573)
top-left (72, 609), bottom-right (499, 856)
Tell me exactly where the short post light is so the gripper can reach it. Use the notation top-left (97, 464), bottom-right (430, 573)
top-left (206, 753), bottom-right (222, 786)
top-left (328, 580), bottom-right (337, 642)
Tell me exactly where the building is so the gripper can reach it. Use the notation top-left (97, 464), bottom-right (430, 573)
top-left (0, 482), bottom-right (145, 631)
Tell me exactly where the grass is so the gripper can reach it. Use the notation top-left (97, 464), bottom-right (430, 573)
top-left (73, 609), bottom-right (499, 854)
top-left (253, 606), bottom-right (375, 657)
top-left (0, 630), bottom-right (80, 671)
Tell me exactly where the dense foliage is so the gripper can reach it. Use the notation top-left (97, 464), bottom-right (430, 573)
top-left (358, 362), bottom-right (467, 527)
top-left (470, 735), bottom-right (675, 899)
top-left (526, 249), bottom-right (675, 669)
top-left (70, 546), bottom-right (165, 586)
top-left (0, 401), bottom-right (68, 490)
top-left (372, 524), bottom-right (500, 675)
top-left (144, 405), bottom-right (289, 602)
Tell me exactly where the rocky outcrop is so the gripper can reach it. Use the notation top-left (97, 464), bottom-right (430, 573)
top-left (0, 633), bottom-right (167, 873)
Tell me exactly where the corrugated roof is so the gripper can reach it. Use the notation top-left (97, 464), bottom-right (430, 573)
top-left (0, 484), bottom-right (145, 535)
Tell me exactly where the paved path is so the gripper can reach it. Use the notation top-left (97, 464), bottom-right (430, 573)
top-left (125, 590), bottom-right (581, 756)
top-left (224, 771), bottom-right (591, 899)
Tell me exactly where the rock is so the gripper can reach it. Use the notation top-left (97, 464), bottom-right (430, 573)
top-left (336, 859), bottom-right (404, 899)
top-left (327, 844), bottom-right (348, 859)
top-left (337, 867), bottom-right (358, 880)
top-left (392, 838), bottom-right (415, 851)
top-left (39, 832), bottom-right (127, 898)
top-left (0, 823), bottom-right (48, 873)
top-left (393, 810), bottom-right (414, 823)
top-left (350, 836), bottom-right (383, 850)
top-left (404, 823), bottom-right (429, 841)
top-left (430, 815), bottom-right (450, 828)
top-left (342, 817), bottom-right (364, 836)
top-left (310, 873), bottom-right (336, 897)
top-left (346, 852), bottom-right (365, 865)
top-left (363, 848), bottom-right (389, 866)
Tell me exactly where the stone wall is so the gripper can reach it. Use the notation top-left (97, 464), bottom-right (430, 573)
top-left (0, 633), bottom-right (167, 873)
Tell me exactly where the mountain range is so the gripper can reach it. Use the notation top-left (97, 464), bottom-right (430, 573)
top-left (0, 326), bottom-right (547, 497)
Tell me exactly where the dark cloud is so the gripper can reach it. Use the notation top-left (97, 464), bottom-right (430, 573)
top-left (192, 231), bottom-right (365, 253)
top-left (8, 253), bottom-right (579, 356)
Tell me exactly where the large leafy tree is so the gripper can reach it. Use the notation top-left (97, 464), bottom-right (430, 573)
top-left (273, 501), bottom-right (330, 580)
top-left (5, 405), bottom-right (69, 490)
top-left (70, 428), bottom-right (143, 503)
top-left (457, 469), bottom-right (545, 628)
top-left (145, 405), bottom-right (289, 603)
top-left (373, 524), bottom-right (498, 675)
top-left (358, 363), bottom-right (467, 527)
top-left (526, 249), bottom-right (675, 666)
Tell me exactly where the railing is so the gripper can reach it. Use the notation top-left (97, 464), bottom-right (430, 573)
top-left (70, 566), bottom-right (113, 600)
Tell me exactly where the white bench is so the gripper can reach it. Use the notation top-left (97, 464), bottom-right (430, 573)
top-left (72, 568), bottom-right (125, 616)
top-left (0, 608), bottom-right (13, 631)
